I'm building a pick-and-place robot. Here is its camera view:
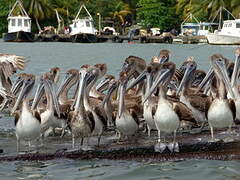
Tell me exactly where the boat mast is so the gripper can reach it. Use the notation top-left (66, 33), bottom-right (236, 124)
top-left (74, 4), bottom-right (93, 21)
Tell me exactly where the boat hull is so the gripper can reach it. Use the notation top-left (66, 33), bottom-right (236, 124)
top-left (3, 31), bottom-right (35, 42)
top-left (207, 33), bottom-right (240, 45)
top-left (71, 33), bottom-right (97, 43)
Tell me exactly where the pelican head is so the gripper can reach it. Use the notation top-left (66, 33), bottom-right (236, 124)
top-left (177, 58), bottom-right (197, 95)
top-left (144, 62), bottom-right (176, 102)
top-left (102, 79), bottom-right (119, 107)
top-left (211, 54), bottom-right (235, 98)
top-left (96, 74), bottom-right (115, 92)
top-left (122, 56), bottom-right (146, 75)
top-left (50, 67), bottom-right (60, 84)
top-left (11, 74), bottom-right (35, 115)
top-left (157, 49), bottom-right (171, 64)
top-left (56, 69), bottom-right (79, 98)
top-left (94, 64), bottom-right (107, 79)
top-left (231, 48), bottom-right (240, 88)
top-left (31, 72), bottom-right (61, 117)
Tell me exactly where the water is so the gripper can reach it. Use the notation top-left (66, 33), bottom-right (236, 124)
top-left (0, 40), bottom-right (240, 179)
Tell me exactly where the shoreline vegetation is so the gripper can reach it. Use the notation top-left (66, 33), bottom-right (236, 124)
top-left (0, 0), bottom-right (240, 37)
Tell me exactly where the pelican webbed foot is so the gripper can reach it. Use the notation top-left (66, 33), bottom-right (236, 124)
top-left (154, 142), bottom-right (167, 153)
top-left (167, 142), bottom-right (179, 153)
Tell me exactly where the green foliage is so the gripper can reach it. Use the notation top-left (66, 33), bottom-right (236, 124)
top-left (1, 0), bottom-right (240, 36)
top-left (137, 0), bottom-right (179, 30)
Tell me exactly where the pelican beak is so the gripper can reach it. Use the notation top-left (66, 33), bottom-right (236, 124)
top-left (96, 77), bottom-right (110, 92)
top-left (177, 63), bottom-right (196, 95)
top-left (43, 79), bottom-right (61, 118)
top-left (74, 70), bottom-right (88, 111)
top-left (143, 68), bottom-right (171, 103)
top-left (127, 70), bottom-right (147, 90)
top-left (11, 78), bottom-right (35, 115)
top-left (122, 62), bottom-right (132, 73)
top-left (56, 73), bottom-right (73, 98)
top-left (231, 52), bottom-right (240, 88)
top-left (31, 78), bottom-right (44, 110)
top-left (198, 68), bottom-right (214, 90)
top-left (11, 77), bottom-right (24, 95)
top-left (102, 80), bottom-right (118, 107)
top-left (159, 55), bottom-right (168, 64)
top-left (118, 79), bottom-right (127, 118)
top-left (215, 59), bottom-right (235, 99)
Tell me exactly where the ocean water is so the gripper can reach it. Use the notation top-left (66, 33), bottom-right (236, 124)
top-left (0, 40), bottom-right (239, 179)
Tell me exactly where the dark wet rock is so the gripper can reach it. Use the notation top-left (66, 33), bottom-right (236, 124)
top-left (0, 127), bottom-right (240, 162)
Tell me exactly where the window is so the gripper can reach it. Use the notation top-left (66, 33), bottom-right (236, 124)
top-left (11, 19), bottom-right (16, 26)
top-left (236, 23), bottom-right (240, 28)
top-left (74, 23), bottom-right (77, 28)
top-left (86, 21), bottom-right (90, 27)
top-left (18, 19), bottom-right (22, 26)
top-left (24, 19), bottom-right (28, 27)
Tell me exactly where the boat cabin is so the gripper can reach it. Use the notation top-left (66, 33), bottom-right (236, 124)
top-left (219, 19), bottom-right (240, 36)
top-left (181, 22), bottom-right (218, 36)
top-left (70, 18), bottom-right (96, 35)
top-left (8, 16), bottom-right (31, 33)
top-left (69, 4), bottom-right (96, 36)
top-left (7, 0), bottom-right (31, 33)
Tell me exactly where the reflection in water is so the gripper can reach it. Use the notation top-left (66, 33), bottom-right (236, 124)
top-left (0, 159), bottom-right (239, 180)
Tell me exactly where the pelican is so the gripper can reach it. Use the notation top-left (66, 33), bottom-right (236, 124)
top-left (31, 72), bottom-right (62, 138)
top-left (144, 62), bottom-right (196, 152)
top-left (207, 54), bottom-right (236, 142)
top-left (102, 79), bottom-right (118, 127)
top-left (83, 66), bottom-right (107, 145)
top-left (177, 58), bottom-right (212, 127)
top-left (115, 72), bottom-right (139, 140)
top-left (68, 68), bottom-right (95, 149)
top-left (231, 48), bottom-right (240, 124)
top-left (127, 63), bottom-right (162, 136)
top-left (11, 74), bottom-right (41, 152)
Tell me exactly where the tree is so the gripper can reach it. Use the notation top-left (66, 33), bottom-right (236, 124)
top-left (137, 0), bottom-right (179, 31)
top-left (24, 0), bottom-right (53, 31)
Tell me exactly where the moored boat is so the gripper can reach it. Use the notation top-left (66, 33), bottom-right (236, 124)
top-left (207, 19), bottom-right (240, 45)
top-left (69, 4), bottom-right (97, 43)
top-left (3, 0), bottom-right (34, 42)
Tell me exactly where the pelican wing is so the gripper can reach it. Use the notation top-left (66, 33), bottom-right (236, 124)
top-left (0, 54), bottom-right (26, 78)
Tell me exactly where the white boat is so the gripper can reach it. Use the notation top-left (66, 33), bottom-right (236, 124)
top-left (69, 4), bottom-right (97, 43)
top-left (3, 0), bottom-right (34, 42)
top-left (207, 19), bottom-right (240, 45)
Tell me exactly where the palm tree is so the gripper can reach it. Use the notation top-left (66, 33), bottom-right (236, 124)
top-left (201, 0), bottom-right (231, 20)
top-left (110, 2), bottom-right (131, 33)
top-left (231, 0), bottom-right (240, 18)
top-left (24, 0), bottom-right (53, 31)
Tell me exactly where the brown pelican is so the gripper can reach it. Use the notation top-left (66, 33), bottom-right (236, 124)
top-left (31, 72), bottom-right (62, 138)
top-left (11, 74), bottom-right (41, 152)
top-left (68, 68), bottom-right (95, 148)
top-left (144, 62), bottom-right (196, 152)
top-left (231, 48), bottom-right (240, 124)
top-left (177, 58), bottom-right (212, 127)
top-left (207, 54), bottom-right (236, 142)
top-left (102, 79), bottom-right (118, 127)
top-left (83, 66), bottom-right (107, 145)
top-left (116, 72), bottom-right (139, 140)
top-left (127, 63), bottom-right (162, 136)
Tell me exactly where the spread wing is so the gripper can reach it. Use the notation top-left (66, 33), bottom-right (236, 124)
top-left (0, 54), bottom-right (26, 78)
